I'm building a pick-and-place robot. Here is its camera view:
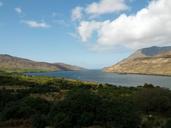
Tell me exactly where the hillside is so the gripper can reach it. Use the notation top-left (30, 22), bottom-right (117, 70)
top-left (1, 72), bottom-right (171, 128)
top-left (0, 54), bottom-right (84, 72)
top-left (104, 46), bottom-right (171, 76)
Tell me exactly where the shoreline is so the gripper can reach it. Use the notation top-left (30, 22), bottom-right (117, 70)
top-left (104, 71), bottom-right (171, 77)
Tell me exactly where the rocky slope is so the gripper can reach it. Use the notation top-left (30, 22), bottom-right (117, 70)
top-left (104, 46), bottom-right (171, 76)
top-left (0, 54), bottom-right (84, 72)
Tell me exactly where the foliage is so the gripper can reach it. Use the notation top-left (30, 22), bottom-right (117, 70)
top-left (0, 73), bottom-right (171, 128)
top-left (165, 118), bottom-right (171, 128)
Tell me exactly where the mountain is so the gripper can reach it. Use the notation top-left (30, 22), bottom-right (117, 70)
top-left (0, 54), bottom-right (84, 72)
top-left (128, 46), bottom-right (171, 59)
top-left (104, 46), bottom-right (171, 76)
top-left (53, 63), bottom-right (85, 71)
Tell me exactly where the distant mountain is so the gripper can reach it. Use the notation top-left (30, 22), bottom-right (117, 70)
top-left (128, 46), bottom-right (171, 59)
top-left (53, 63), bottom-right (85, 71)
top-left (0, 54), bottom-right (84, 72)
top-left (104, 46), bottom-right (171, 76)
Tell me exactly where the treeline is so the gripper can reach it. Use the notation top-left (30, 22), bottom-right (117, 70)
top-left (0, 73), bottom-right (171, 128)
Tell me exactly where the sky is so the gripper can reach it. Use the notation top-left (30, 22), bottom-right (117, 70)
top-left (0, 0), bottom-right (171, 69)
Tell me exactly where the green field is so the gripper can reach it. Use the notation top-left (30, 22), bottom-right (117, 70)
top-left (0, 71), bottom-right (171, 128)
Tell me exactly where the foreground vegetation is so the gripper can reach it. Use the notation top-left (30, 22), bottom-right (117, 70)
top-left (0, 71), bottom-right (171, 128)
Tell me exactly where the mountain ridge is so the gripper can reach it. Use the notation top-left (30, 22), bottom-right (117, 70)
top-left (0, 54), bottom-right (84, 72)
top-left (104, 46), bottom-right (171, 76)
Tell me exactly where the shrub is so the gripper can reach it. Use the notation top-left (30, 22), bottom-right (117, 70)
top-left (165, 119), bottom-right (171, 128)
top-left (32, 114), bottom-right (48, 128)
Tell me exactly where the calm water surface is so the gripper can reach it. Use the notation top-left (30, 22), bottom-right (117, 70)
top-left (27, 70), bottom-right (171, 88)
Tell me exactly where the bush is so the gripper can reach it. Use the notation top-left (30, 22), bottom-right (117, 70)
top-left (165, 119), bottom-right (171, 128)
top-left (0, 101), bottom-right (33, 120)
top-left (49, 89), bottom-right (100, 127)
top-left (22, 97), bottom-right (50, 114)
top-left (51, 112), bottom-right (72, 128)
top-left (96, 97), bottom-right (140, 128)
top-left (134, 87), bottom-right (171, 116)
top-left (0, 96), bottom-right (50, 121)
top-left (78, 112), bottom-right (94, 126)
top-left (32, 114), bottom-right (48, 128)
top-left (49, 89), bottom-right (141, 128)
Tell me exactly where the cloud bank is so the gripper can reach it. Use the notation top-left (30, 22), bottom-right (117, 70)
top-left (74, 0), bottom-right (171, 51)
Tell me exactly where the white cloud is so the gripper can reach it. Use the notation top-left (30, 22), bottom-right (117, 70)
top-left (22, 20), bottom-right (50, 28)
top-left (15, 7), bottom-right (22, 14)
top-left (85, 0), bottom-right (128, 15)
top-left (71, 0), bottom-right (128, 21)
top-left (78, 20), bottom-right (108, 42)
top-left (77, 0), bottom-right (171, 50)
top-left (0, 2), bottom-right (3, 7)
top-left (71, 6), bottom-right (83, 21)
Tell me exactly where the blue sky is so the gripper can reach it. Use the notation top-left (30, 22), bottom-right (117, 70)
top-left (0, 0), bottom-right (170, 69)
